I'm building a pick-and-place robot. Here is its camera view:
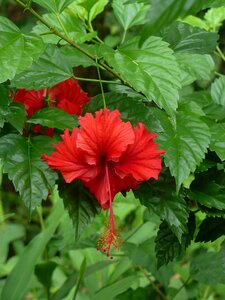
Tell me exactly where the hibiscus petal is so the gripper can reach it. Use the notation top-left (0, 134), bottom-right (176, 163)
top-left (115, 123), bottom-right (165, 181)
top-left (84, 162), bottom-right (138, 209)
top-left (77, 109), bottom-right (135, 165)
top-left (42, 128), bottom-right (99, 182)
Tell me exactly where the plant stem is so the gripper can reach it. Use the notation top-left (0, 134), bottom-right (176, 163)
top-left (170, 276), bottom-right (191, 300)
top-left (72, 75), bottom-right (122, 84)
top-left (0, 161), bottom-right (4, 226)
top-left (138, 266), bottom-right (170, 300)
top-left (216, 45), bottom-right (225, 61)
top-left (15, 0), bottom-right (126, 83)
top-left (96, 58), bottom-right (107, 109)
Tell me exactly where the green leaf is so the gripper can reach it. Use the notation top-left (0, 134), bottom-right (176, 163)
top-left (209, 122), bottom-right (225, 160)
top-left (155, 110), bottom-right (211, 191)
top-left (161, 22), bottom-right (218, 54)
top-left (155, 219), bottom-right (193, 269)
top-left (189, 170), bottom-right (225, 210)
top-left (0, 134), bottom-right (58, 209)
top-left (12, 45), bottom-right (73, 90)
top-left (0, 87), bottom-right (26, 133)
top-left (190, 241), bottom-right (225, 284)
top-left (35, 261), bottom-right (57, 291)
top-left (203, 0), bottom-right (225, 8)
top-left (134, 181), bottom-right (189, 242)
top-left (59, 180), bottom-right (100, 242)
top-left (87, 0), bottom-right (109, 22)
top-left (32, 12), bottom-right (96, 44)
top-left (112, 0), bottom-right (150, 30)
top-left (211, 75), bottom-right (225, 106)
top-left (85, 92), bottom-right (162, 133)
top-left (0, 17), bottom-right (44, 83)
top-left (175, 53), bottom-right (214, 86)
top-left (60, 45), bottom-right (97, 67)
top-left (140, 0), bottom-right (207, 43)
top-left (204, 7), bottom-right (225, 31)
top-left (33, 0), bottom-right (75, 13)
top-left (0, 199), bottom-right (64, 300)
top-left (195, 217), bottom-right (225, 243)
top-left (92, 276), bottom-right (138, 300)
top-left (100, 36), bottom-right (181, 114)
top-left (0, 224), bottom-right (25, 265)
top-left (6, 103), bottom-right (26, 134)
top-left (28, 107), bottom-right (77, 131)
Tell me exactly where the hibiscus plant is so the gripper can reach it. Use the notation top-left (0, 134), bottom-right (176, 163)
top-left (1, 0), bottom-right (225, 299)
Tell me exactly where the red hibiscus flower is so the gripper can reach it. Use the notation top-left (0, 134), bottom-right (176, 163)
top-left (13, 88), bottom-right (46, 118)
top-left (49, 78), bottom-right (91, 115)
top-left (42, 109), bottom-right (164, 256)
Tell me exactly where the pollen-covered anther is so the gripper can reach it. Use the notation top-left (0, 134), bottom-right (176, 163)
top-left (97, 220), bottom-right (122, 257)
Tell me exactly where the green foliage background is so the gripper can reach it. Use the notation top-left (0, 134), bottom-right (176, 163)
top-left (1, 0), bottom-right (225, 299)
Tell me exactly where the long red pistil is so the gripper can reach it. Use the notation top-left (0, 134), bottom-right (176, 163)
top-left (97, 162), bottom-right (122, 258)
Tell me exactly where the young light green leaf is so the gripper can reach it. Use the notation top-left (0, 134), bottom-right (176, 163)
top-left (100, 36), bottom-right (181, 114)
top-left (0, 17), bottom-right (43, 83)
top-left (33, 0), bottom-right (75, 13)
top-left (140, 0), bottom-right (207, 43)
top-left (211, 75), bottom-right (225, 106)
top-left (161, 22), bottom-right (218, 54)
top-left (28, 107), bottom-right (78, 131)
top-left (204, 7), bottom-right (225, 31)
top-left (175, 53), bottom-right (214, 86)
top-left (155, 110), bottom-right (211, 191)
top-left (112, 0), bottom-right (150, 31)
top-left (12, 45), bottom-right (73, 90)
top-left (0, 134), bottom-right (58, 209)
top-left (0, 199), bottom-right (64, 300)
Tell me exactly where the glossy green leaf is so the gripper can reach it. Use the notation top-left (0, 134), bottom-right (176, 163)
top-left (0, 134), bottom-right (58, 209)
top-left (195, 217), bottom-right (225, 242)
top-left (134, 181), bottom-right (189, 242)
top-left (155, 110), bottom-right (211, 191)
top-left (0, 199), bottom-right (64, 300)
top-left (100, 36), bottom-right (181, 114)
top-left (60, 45), bottom-right (97, 67)
top-left (0, 87), bottom-right (26, 133)
top-left (32, 12), bottom-right (96, 44)
top-left (33, 0), bottom-right (75, 13)
top-left (203, 0), bottom-right (225, 8)
top-left (155, 221), bottom-right (192, 269)
top-left (0, 17), bottom-right (44, 83)
top-left (28, 107), bottom-right (77, 131)
top-left (209, 122), bottom-right (225, 160)
top-left (6, 103), bottom-right (26, 134)
top-left (189, 170), bottom-right (225, 210)
top-left (140, 0), bottom-right (207, 43)
top-left (161, 22), bottom-right (218, 54)
top-left (112, 0), bottom-right (149, 30)
top-left (190, 242), bottom-right (225, 284)
top-left (12, 45), bottom-right (73, 90)
top-left (211, 75), bottom-right (225, 106)
top-left (175, 53), bottom-right (214, 86)
top-left (60, 180), bottom-right (100, 242)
